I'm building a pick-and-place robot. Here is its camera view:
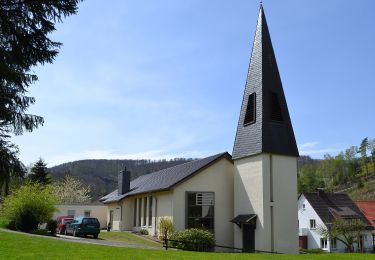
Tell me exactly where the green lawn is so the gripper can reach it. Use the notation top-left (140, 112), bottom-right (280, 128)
top-left (99, 231), bottom-right (162, 248)
top-left (0, 230), bottom-right (374, 259)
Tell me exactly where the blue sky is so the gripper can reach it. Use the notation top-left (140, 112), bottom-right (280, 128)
top-left (13, 0), bottom-right (375, 166)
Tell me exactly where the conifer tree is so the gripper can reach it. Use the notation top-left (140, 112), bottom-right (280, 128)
top-left (29, 159), bottom-right (51, 185)
top-left (0, 1), bottom-right (82, 193)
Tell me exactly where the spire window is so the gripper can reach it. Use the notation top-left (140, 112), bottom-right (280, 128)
top-left (270, 92), bottom-right (283, 122)
top-left (244, 93), bottom-right (256, 126)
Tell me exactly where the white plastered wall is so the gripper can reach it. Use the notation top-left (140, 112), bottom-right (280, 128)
top-left (54, 204), bottom-right (107, 228)
top-left (172, 158), bottom-right (234, 247)
top-left (234, 154), bottom-right (298, 254)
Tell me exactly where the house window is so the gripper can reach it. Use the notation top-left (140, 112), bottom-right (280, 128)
top-left (84, 210), bottom-right (91, 217)
top-left (302, 204), bottom-right (306, 210)
top-left (148, 196), bottom-right (153, 226)
top-left (244, 93), bottom-right (256, 125)
top-left (310, 219), bottom-right (316, 229)
top-left (320, 238), bottom-right (328, 249)
top-left (133, 198), bottom-right (137, 226)
top-left (67, 210), bottom-right (75, 217)
top-left (330, 239), bottom-right (337, 249)
top-left (138, 198), bottom-right (142, 227)
top-left (270, 92), bottom-right (283, 122)
top-left (186, 192), bottom-right (214, 233)
top-left (143, 197), bottom-right (147, 226)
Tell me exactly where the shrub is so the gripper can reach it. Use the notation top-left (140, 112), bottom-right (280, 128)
top-left (140, 228), bottom-right (149, 235)
top-left (170, 228), bottom-right (215, 251)
top-left (15, 209), bottom-right (39, 232)
top-left (46, 219), bottom-right (58, 235)
top-left (2, 182), bottom-right (58, 232)
top-left (158, 217), bottom-right (173, 240)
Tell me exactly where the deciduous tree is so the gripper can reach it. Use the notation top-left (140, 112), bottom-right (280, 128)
top-left (317, 218), bottom-right (366, 252)
top-left (54, 175), bottom-right (91, 204)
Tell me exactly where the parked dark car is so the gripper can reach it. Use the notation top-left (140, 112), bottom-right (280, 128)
top-left (65, 217), bottom-right (100, 238)
top-left (56, 216), bottom-right (74, 234)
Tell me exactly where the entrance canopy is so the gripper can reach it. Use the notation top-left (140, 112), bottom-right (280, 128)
top-left (230, 214), bottom-right (257, 228)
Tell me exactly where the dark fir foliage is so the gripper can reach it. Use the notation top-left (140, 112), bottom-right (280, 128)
top-left (0, 0), bottom-right (81, 135)
top-left (0, 1), bottom-right (82, 195)
top-left (29, 158), bottom-right (51, 185)
top-left (0, 138), bottom-right (25, 196)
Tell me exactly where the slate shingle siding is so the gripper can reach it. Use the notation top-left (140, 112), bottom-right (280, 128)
top-left (233, 6), bottom-right (299, 159)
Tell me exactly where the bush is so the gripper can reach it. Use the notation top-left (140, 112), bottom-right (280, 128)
top-left (2, 182), bottom-right (58, 232)
top-left (170, 228), bottom-right (215, 251)
top-left (158, 217), bottom-right (173, 240)
top-left (46, 219), bottom-right (58, 235)
top-left (15, 209), bottom-right (39, 232)
top-left (140, 228), bottom-right (149, 235)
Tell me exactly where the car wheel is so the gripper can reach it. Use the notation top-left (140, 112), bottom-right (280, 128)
top-left (93, 234), bottom-right (98, 239)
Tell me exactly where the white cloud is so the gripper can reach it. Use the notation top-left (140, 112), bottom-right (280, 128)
top-left (298, 141), bottom-right (342, 157)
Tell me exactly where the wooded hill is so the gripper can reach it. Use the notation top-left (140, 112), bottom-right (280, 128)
top-left (49, 137), bottom-right (375, 202)
top-left (49, 158), bottom-right (193, 201)
top-left (298, 137), bottom-right (375, 200)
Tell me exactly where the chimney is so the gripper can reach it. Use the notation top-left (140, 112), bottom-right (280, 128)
top-left (118, 167), bottom-right (131, 195)
top-left (316, 188), bottom-right (325, 197)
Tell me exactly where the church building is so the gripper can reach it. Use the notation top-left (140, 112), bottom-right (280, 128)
top-left (101, 5), bottom-right (299, 254)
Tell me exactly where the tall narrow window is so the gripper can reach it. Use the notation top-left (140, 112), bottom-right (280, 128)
top-left (143, 197), bottom-right (147, 226)
top-left (186, 192), bottom-right (214, 233)
top-left (133, 198), bottom-right (137, 226)
top-left (310, 219), bottom-right (316, 229)
top-left (244, 93), bottom-right (256, 125)
top-left (148, 196), bottom-right (153, 226)
top-left (270, 92), bottom-right (283, 122)
top-left (137, 198), bottom-right (141, 227)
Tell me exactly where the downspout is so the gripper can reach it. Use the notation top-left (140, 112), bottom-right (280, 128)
top-left (154, 197), bottom-right (158, 236)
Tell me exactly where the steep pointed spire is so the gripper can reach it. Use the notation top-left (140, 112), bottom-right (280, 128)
top-left (233, 5), bottom-right (299, 159)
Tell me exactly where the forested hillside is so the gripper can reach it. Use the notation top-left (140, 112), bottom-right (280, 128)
top-left (49, 158), bottom-right (193, 201)
top-left (298, 137), bottom-right (375, 200)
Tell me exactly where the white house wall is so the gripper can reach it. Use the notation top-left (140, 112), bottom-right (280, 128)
top-left (298, 194), bottom-right (373, 252)
top-left (54, 204), bottom-right (107, 228)
top-left (172, 158), bottom-right (234, 247)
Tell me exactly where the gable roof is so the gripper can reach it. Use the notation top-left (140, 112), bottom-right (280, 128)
top-left (100, 152), bottom-right (232, 204)
top-left (302, 192), bottom-right (372, 228)
top-left (232, 5), bottom-right (299, 159)
top-left (355, 200), bottom-right (375, 233)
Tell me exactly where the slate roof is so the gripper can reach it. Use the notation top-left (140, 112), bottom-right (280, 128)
top-left (100, 152), bottom-right (232, 204)
top-left (303, 192), bottom-right (372, 229)
top-left (232, 5), bottom-right (299, 159)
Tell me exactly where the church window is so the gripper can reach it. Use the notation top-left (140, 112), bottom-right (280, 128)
top-left (186, 192), bottom-right (214, 233)
top-left (244, 93), bottom-right (256, 125)
top-left (270, 92), bottom-right (283, 122)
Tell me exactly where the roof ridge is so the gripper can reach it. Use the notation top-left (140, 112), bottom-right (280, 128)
top-left (131, 152), bottom-right (228, 181)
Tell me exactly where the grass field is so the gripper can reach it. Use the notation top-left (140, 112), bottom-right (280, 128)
top-left (0, 230), bottom-right (374, 259)
top-left (99, 231), bottom-right (162, 247)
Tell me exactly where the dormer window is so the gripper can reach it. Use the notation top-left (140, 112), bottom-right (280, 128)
top-left (270, 92), bottom-right (283, 122)
top-left (244, 93), bottom-right (256, 126)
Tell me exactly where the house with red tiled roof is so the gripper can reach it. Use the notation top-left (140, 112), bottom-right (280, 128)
top-left (355, 200), bottom-right (375, 251)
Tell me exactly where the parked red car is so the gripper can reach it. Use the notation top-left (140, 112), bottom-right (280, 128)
top-left (56, 216), bottom-right (74, 234)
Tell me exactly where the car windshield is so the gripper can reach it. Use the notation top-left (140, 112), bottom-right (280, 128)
top-left (63, 219), bottom-right (73, 224)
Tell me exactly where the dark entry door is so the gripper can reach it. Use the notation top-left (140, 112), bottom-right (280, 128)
top-left (243, 224), bottom-right (255, 252)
